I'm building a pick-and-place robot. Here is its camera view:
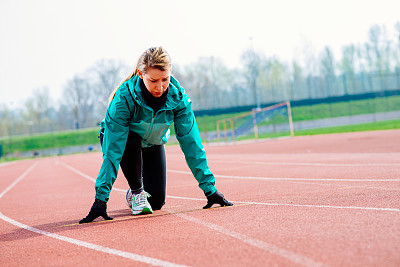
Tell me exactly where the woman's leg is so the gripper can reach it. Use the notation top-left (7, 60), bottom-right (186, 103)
top-left (116, 129), bottom-right (167, 210)
top-left (119, 131), bottom-right (143, 192)
top-left (142, 144), bottom-right (167, 210)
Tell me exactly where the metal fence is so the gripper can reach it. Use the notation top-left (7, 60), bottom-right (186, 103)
top-left (194, 70), bottom-right (400, 117)
top-left (263, 71), bottom-right (400, 104)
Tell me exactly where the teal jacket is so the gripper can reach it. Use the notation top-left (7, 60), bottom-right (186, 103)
top-left (94, 75), bottom-right (217, 202)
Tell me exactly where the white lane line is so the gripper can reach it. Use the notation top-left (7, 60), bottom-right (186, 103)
top-left (59, 162), bottom-right (400, 213)
top-left (175, 213), bottom-right (328, 267)
top-left (0, 161), bottom-right (190, 267)
top-left (210, 159), bottom-right (400, 167)
top-left (0, 212), bottom-right (188, 267)
top-left (0, 162), bottom-right (38, 199)
top-left (59, 161), bottom-right (96, 182)
top-left (234, 201), bottom-right (400, 212)
top-left (166, 196), bottom-right (400, 212)
top-left (168, 169), bottom-right (400, 182)
top-left (293, 181), bottom-right (400, 191)
top-left (0, 161), bottom-right (16, 168)
top-left (59, 162), bottom-right (125, 193)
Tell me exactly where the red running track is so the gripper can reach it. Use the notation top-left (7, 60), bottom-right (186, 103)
top-left (0, 130), bottom-right (399, 266)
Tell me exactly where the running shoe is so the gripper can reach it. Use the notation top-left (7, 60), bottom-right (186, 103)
top-left (125, 188), bottom-right (133, 208)
top-left (131, 191), bottom-right (153, 215)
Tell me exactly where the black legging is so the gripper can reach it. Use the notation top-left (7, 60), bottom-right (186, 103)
top-left (100, 129), bottom-right (167, 210)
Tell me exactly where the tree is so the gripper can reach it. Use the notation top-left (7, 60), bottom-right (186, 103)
top-left (179, 58), bottom-right (213, 110)
top-left (240, 48), bottom-right (264, 108)
top-left (62, 74), bottom-right (94, 129)
top-left (257, 57), bottom-right (289, 102)
top-left (55, 104), bottom-right (76, 130)
top-left (365, 24), bottom-right (392, 74)
top-left (23, 87), bottom-right (52, 133)
top-left (210, 57), bottom-right (234, 109)
top-left (88, 59), bottom-right (129, 118)
top-left (291, 60), bottom-right (303, 83)
top-left (301, 39), bottom-right (319, 77)
top-left (229, 69), bottom-right (249, 107)
top-left (394, 22), bottom-right (400, 67)
top-left (319, 46), bottom-right (336, 77)
top-left (0, 105), bottom-right (11, 136)
top-left (176, 56), bottom-right (232, 110)
top-left (340, 45), bottom-right (356, 75)
top-left (289, 60), bottom-right (304, 100)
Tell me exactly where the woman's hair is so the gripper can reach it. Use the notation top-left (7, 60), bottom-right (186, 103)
top-left (108, 46), bottom-right (172, 103)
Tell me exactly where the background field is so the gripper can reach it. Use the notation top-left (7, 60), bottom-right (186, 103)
top-left (1, 95), bottom-right (400, 161)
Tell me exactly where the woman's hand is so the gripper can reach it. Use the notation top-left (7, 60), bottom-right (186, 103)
top-left (203, 191), bottom-right (233, 209)
top-left (79, 199), bottom-right (113, 224)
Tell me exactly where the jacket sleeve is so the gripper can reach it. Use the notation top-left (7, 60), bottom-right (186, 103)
top-left (95, 87), bottom-right (131, 202)
top-left (174, 95), bottom-right (217, 196)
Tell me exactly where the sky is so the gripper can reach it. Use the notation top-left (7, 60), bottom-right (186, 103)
top-left (1, 0), bottom-right (399, 108)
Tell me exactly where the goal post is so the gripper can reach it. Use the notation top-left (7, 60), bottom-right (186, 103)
top-left (216, 101), bottom-right (294, 142)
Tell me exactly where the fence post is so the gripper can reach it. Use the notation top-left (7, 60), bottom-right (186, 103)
top-left (342, 73), bottom-right (353, 116)
top-left (216, 121), bottom-right (221, 142)
top-left (203, 124), bottom-right (208, 144)
top-left (286, 101), bottom-right (294, 137)
top-left (252, 110), bottom-right (258, 139)
top-left (223, 120), bottom-right (228, 142)
top-left (230, 119), bottom-right (235, 141)
top-left (342, 73), bottom-right (348, 96)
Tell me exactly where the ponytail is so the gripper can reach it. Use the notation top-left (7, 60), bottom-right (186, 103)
top-left (108, 46), bottom-right (171, 105)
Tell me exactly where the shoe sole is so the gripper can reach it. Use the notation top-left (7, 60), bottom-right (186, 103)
top-left (131, 207), bottom-right (153, 215)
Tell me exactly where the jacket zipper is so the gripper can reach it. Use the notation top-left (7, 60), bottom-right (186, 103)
top-left (141, 99), bottom-right (170, 140)
top-left (143, 108), bottom-right (154, 140)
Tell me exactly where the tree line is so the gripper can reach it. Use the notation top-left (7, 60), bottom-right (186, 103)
top-left (1, 23), bottom-right (400, 137)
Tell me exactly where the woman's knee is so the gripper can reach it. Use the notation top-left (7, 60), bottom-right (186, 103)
top-left (149, 196), bottom-right (165, 210)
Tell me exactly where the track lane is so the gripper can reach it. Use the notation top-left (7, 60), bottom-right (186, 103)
top-left (1, 130), bottom-right (399, 266)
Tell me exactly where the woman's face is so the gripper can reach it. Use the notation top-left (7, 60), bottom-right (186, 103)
top-left (138, 68), bottom-right (171, 98)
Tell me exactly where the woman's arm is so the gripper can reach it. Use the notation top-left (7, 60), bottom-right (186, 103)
top-left (94, 85), bottom-right (132, 202)
top-left (173, 96), bottom-right (217, 197)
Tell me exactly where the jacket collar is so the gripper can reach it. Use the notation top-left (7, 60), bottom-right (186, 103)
top-left (127, 74), bottom-right (182, 110)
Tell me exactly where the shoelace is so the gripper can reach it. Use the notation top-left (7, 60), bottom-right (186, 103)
top-left (133, 191), bottom-right (151, 206)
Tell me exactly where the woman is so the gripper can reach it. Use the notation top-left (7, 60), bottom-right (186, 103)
top-left (79, 47), bottom-right (232, 223)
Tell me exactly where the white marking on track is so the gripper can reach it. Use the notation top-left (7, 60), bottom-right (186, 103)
top-left (60, 162), bottom-right (400, 212)
top-left (0, 212), bottom-right (188, 267)
top-left (60, 162), bottom-right (96, 182)
top-left (0, 162), bottom-right (38, 199)
top-left (209, 159), bottom-right (400, 167)
top-left (0, 161), bottom-right (16, 168)
top-left (166, 196), bottom-right (400, 212)
top-left (0, 160), bottom-right (189, 267)
top-left (175, 213), bottom-right (328, 267)
top-left (168, 169), bottom-right (400, 182)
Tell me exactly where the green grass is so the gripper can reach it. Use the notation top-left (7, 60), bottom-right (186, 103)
top-left (0, 128), bottom-right (99, 156)
top-left (293, 119), bottom-right (400, 136)
top-left (215, 119), bottom-right (400, 142)
top-left (291, 96), bottom-right (400, 122)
